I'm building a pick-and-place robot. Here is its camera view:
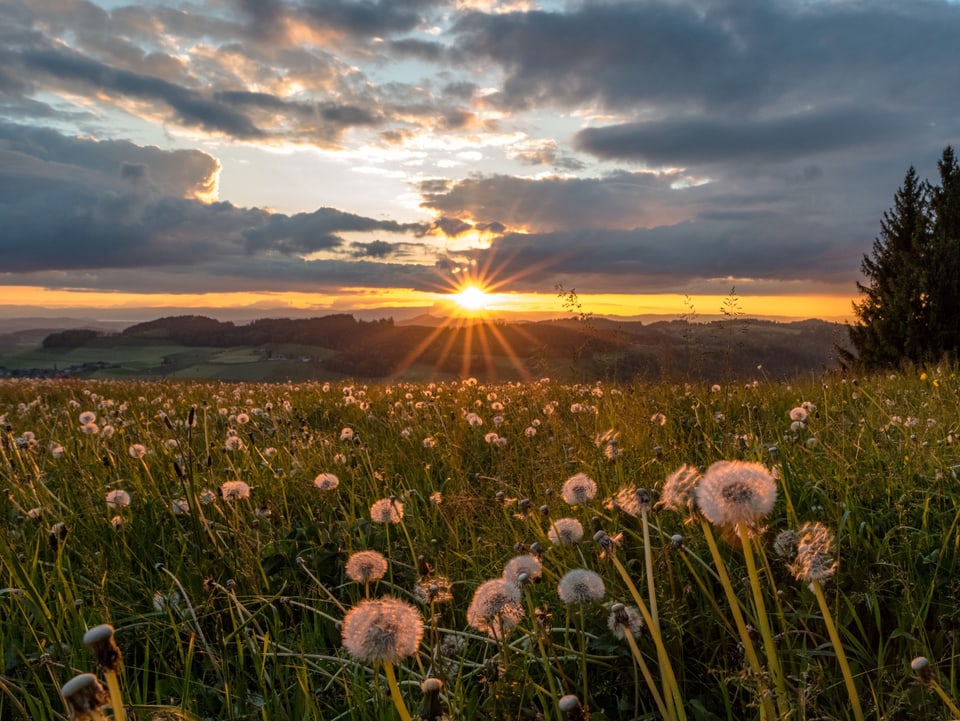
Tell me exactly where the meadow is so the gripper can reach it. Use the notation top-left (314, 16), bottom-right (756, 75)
top-left (0, 369), bottom-right (958, 721)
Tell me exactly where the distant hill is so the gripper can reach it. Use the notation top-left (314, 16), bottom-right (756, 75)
top-left (0, 312), bottom-right (850, 382)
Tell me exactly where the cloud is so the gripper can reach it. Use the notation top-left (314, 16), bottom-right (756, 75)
top-left (419, 171), bottom-right (696, 232)
top-left (0, 123), bottom-right (429, 281)
top-left (574, 106), bottom-right (915, 166)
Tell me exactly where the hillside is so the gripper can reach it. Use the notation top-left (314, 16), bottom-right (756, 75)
top-left (0, 314), bottom-right (850, 382)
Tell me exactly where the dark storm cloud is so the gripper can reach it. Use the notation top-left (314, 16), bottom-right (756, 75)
top-left (0, 123), bottom-right (429, 282)
top-left (23, 48), bottom-right (265, 139)
top-left (242, 208), bottom-right (426, 255)
top-left (452, 1), bottom-right (960, 117)
top-left (574, 106), bottom-right (915, 166)
top-left (419, 172), bottom-right (692, 232)
top-left (459, 220), bottom-right (863, 292)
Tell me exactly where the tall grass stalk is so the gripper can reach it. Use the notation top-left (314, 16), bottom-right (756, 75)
top-left (699, 520), bottom-right (776, 721)
top-left (737, 521), bottom-right (788, 720)
top-left (810, 579), bottom-right (865, 721)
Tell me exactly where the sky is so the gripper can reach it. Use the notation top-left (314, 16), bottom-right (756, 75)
top-left (1, 0), bottom-right (959, 323)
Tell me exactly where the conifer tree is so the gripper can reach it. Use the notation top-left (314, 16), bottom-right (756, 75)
top-left (848, 165), bottom-right (929, 367)
top-left (848, 146), bottom-right (960, 368)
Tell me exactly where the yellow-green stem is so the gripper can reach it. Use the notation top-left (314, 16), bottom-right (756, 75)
top-left (738, 522), bottom-right (788, 721)
top-left (931, 680), bottom-right (960, 719)
top-left (104, 670), bottom-right (127, 721)
top-left (623, 629), bottom-right (671, 721)
top-left (810, 580), bottom-right (864, 721)
top-left (383, 661), bottom-right (413, 721)
top-left (610, 553), bottom-right (684, 721)
top-left (640, 508), bottom-right (659, 632)
top-left (700, 521), bottom-right (775, 721)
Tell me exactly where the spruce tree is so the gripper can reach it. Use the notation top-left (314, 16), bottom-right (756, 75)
top-left (848, 146), bottom-right (960, 368)
top-left (925, 147), bottom-right (960, 356)
top-left (848, 165), bottom-right (929, 367)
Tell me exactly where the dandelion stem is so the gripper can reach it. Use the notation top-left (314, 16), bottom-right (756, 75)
top-left (737, 522), bottom-right (788, 721)
top-left (640, 507), bottom-right (659, 631)
top-left (699, 520), bottom-right (775, 721)
top-left (810, 579), bottom-right (864, 721)
top-left (930, 680), bottom-right (960, 719)
top-left (383, 661), bottom-right (413, 721)
top-left (623, 630), bottom-right (671, 721)
top-left (104, 670), bottom-right (127, 721)
top-left (609, 552), bottom-right (684, 721)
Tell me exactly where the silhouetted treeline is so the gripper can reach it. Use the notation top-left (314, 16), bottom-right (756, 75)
top-left (42, 329), bottom-right (100, 348)
top-left (33, 313), bottom-right (848, 381)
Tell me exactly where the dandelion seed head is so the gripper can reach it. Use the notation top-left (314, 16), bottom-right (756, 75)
top-left (128, 443), bottom-right (147, 458)
top-left (105, 489), bottom-right (131, 509)
top-left (695, 461), bottom-right (776, 528)
top-left (78, 411), bottom-right (97, 425)
top-left (608, 603), bottom-right (644, 640)
top-left (345, 550), bottom-right (389, 584)
top-left (547, 517), bottom-right (584, 545)
top-left (370, 497), bottom-right (404, 523)
top-left (789, 407), bottom-right (808, 422)
top-left (561, 472), bottom-right (597, 505)
top-left (466, 578), bottom-right (524, 638)
top-left (790, 522), bottom-right (837, 583)
top-left (557, 569), bottom-right (605, 604)
top-left (341, 597), bottom-right (423, 664)
top-left (659, 464), bottom-right (702, 513)
top-left (313, 472), bottom-right (340, 491)
top-left (221, 480), bottom-right (251, 501)
top-left (503, 554), bottom-right (542, 591)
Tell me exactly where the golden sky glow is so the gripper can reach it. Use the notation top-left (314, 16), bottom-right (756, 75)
top-left (2, 285), bottom-right (856, 322)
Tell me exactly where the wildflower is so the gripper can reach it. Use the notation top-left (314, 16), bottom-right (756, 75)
top-left (345, 551), bottom-right (389, 584)
top-left (790, 522), bottom-right (837, 583)
top-left (341, 597), bottom-right (423, 664)
top-left (557, 569), bottom-right (606, 604)
top-left (772, 529), bottom-right (799, 560)
top-left (911, 656), bottom-right (934, 686)
top-left (659, 464), bottom-right (702, 512)
top-left (608, 602), bottom-right (644, 640)
top-left (466, 578), bottom-right (525, 638)
top-left (128, 443), bottom-right (147, 459)
top-left (547, 518), bottom-right (584, 545)
top-left (60, 674), bottom-right (106, 720)
top-left (83, 624), bottom-right (121, 671)
top-left (414, 577), bottom-right (454, 605)
top-left (105, 489), bottom-right (131, 509)
top-left (503, 554), bottom-right (542, 591)
top-left (695, 460), bottom-right (776, 528)
top-left (370, 497), bottom-right (404, 524)
top-left (594, 529), bottom-right (623, 558)
top-left (561, 472), bottom-right (597, 505)
top-left (221, 480), bottom-right (251, 501)
top-left (420, 677), bottom-right (446, 721)
top-left (313, 472), bottom-right (340, 491)
top-left (789, 407), bottom-right (808, 422)
top-left (610, 486), bottom-right (650, 516)
top-left (78, 411), bottom-right (97, 425)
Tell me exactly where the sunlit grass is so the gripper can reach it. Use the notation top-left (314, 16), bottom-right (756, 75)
top-left (0, 368), bottom-right (959, 720)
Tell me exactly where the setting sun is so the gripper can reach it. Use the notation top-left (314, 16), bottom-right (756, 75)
top-left (453, 285), bottom-right (489, 312)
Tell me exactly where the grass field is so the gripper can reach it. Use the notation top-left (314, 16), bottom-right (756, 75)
top-left (1, 369), bottom-right (959, 720)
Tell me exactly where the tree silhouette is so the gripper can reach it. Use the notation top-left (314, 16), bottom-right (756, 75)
top-left (847, 147), bottom-right (960, 368)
